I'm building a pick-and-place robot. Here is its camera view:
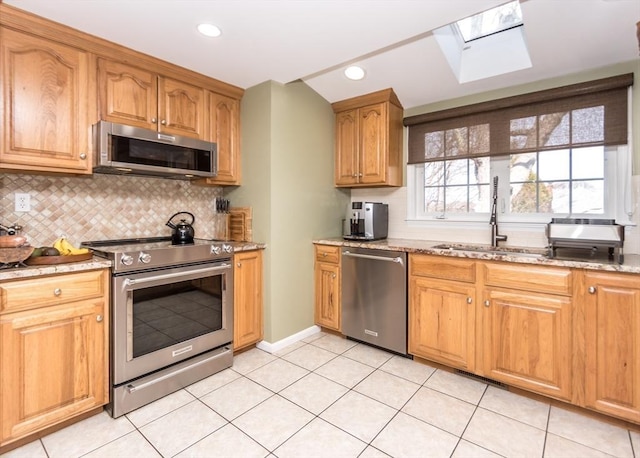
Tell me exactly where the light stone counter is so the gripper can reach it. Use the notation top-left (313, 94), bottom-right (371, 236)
top-left (0, 257), bottom-right (113, 281)
top-left (313, 237), bottom-right (640, 275)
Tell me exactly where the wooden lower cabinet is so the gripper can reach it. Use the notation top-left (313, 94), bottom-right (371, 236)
top-left (233, 250), bottom-right (264, 351)
top-left (314, 245), bottom-right (341, 331)
top-left (481, 288), bottom-right (573, 400)
top-left (0, 270), bottom-right (109, 449)
top-left (409, 276), bottom-right (476, 371)
top-left (583, 272), bottom-right (640, 423)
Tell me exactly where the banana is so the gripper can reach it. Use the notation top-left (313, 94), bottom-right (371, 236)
top-left (53, 237), bottom-right (90, 255)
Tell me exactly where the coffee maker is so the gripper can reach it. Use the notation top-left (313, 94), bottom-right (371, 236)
top-left (343, 202), bottom-right (388, 241)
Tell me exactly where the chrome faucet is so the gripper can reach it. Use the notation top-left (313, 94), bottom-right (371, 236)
top-left (0, 223), bottom-right (22, 235)
top-left (490, 176), bottom-right (507, 248)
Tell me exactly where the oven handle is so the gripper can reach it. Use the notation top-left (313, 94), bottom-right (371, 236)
top-left (122, 263), bottom-right (231, 287)
top-left (126, 346), bottom-right (232, 393)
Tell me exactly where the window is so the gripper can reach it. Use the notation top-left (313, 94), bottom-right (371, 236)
top-left (405, 74), bottom-right (633, 224)
top-left (456, 0), bottom-right (523, 43)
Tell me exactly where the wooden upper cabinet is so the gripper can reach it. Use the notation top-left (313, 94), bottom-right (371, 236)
top-left (332, 89), bottom-right (403, 188)
top-left (0, 28), bottom-right (92, 174)
top-left (98, 59), bottom-right (207, 140)
top-left (583, 272), bottom-right (640, 423)
top-left (197, 92), bottom-right (241, 186)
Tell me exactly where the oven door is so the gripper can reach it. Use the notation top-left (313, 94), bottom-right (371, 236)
top-left (112, 260), bottom-right (233, 385)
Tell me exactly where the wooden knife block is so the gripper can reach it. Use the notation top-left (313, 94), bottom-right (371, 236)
top-left (226, 207), bottom-right (252, 242)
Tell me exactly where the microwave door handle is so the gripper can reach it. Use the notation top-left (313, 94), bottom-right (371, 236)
top-left (122, 264), bottom-right (231, 287)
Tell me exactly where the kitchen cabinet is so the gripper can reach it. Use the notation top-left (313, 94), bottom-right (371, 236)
top-left (583, 271), bottom-right (640, 423)
top-left (480, 262), bottom-right (573, 400)
top-left (98, 58), bottom-right (208, 140)
top-left (332, 89), bottom-right (403, 187)
top-left (314, 244), bottom-right (341, 331)
top-left (197, 92), bottom-right (242, 186)
top-left (0, 269), bottom-right (109, 449)
top-left (233, 250), bottom-right (263, 351)
top-left (409, 255), bottom-right (477, 371)
top-left (0, 28), bottom-right (92, 175)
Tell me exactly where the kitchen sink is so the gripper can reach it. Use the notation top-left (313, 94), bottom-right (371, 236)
top-left (431, 243), bottom-right (548, 259)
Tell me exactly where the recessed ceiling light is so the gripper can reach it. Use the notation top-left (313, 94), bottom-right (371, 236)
top-left (198, 23), bottom-right (222, 38)
top-left (344, 66), bottom-right (365, 80)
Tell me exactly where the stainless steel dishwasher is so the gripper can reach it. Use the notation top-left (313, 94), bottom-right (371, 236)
top-left (341, 246), bottom-right (408, 355)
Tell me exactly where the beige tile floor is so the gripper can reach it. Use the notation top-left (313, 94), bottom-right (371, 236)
top-left (3, 332), bottom-right (640, 458)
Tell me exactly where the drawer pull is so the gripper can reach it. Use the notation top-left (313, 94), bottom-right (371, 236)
top-left (588, 286), bottom-right (597, 294)
top-left (54, 288), bottom-right (62, 296)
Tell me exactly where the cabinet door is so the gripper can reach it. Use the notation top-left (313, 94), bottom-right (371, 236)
top-left (97, 59), bottom-right (158, 130)
top-left (584, 273), bottom-right (640, 422)
top-left (0, 28), bottom-right (91, 174)
top-left (314, 261), bottom-right (340, 331)
top-left (334, 110), bottom-right (359, 186)
top-left (207, 92), bottom-right (241, 185)
top-left (0, 299), bottom-right (107, 444)
top-left (234, 250), bottom-right (263, 350)
top-left (358, 102), bottom-right (387, 185)
top-left (482, 289), bottom-right (572, 400)
top-left (158, 76), bottom-right (207, 140)
top-left (409, 277), bottom-right (475, 371)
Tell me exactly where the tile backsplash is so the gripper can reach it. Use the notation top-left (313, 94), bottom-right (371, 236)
top-left (1, 173), bottom-right (227, 247)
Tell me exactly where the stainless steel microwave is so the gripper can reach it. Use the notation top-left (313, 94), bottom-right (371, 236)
top-left (92, 121), bottom-right (217, 179)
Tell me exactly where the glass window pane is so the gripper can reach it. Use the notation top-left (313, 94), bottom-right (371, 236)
top-left (511, 182), bottom-right (538, 213)
top-left (510, 153), bottom-right (537, 182)
top-left (424, 162), bottom-right (445, 187)
top-left (549, 181), bottom-right (570, 213)
top-left (539, 149), bottom-right (570, 181)
top-left (469, 124), bottom-right (490, 155)
top-left (572, 106), bottom-right (604, 143)
top-left (539, 112), bottom-right (570, 147)
top-left (425, 187), bottom-right (444, 213)
top-left (572, 146), bottom-right (604, 179)
top-left (445, 159), bottom-right (468, 185)
top-left (469, 157), bottom-right (491, 185)
top-left (572, 180), bottom-right (604, 213)
top-left (456, 0), bottom-right (523, 42)
top-left (445, 127), bottom-right (468, 157)
top-left (445, 186), bottom-right (468, 213)
top-left (425, 131), bottom-right (444, 160)
top-left (510, 116), bottom-right (537, 149)
top-left (470, 184), bottom-right (490, 212)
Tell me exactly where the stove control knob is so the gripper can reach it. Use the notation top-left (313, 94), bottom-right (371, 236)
top-left (222, 244), bottom-right (233, 254)
top-left (211, 245), bottom-right (221, 255)
top-left (139, 252), bottom-right (151, 264)
top-left (121, 254), bottom-right (134, 266)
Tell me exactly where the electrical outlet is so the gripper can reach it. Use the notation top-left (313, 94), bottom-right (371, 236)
top-left (15, 193), bottom-right (31, 212)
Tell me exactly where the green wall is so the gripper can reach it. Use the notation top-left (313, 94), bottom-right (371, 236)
top-left (228, 80), bottom-right (349, 344)
top-left (406, 60), bottom-right (640, 173)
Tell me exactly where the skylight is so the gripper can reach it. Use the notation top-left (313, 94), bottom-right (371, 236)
top-left (456, 1), bottom-right (523, 43)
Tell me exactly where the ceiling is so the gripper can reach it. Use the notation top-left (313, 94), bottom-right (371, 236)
top-left (4, 0), bottom-right (639, 109)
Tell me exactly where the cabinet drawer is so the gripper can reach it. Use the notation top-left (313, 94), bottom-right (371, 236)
top-left (482, 262), bottom-right (572, 296)
top-left (315, 245), bottom-right (341, 264)
top-left (410, 254), bottom-right (476, 283)
top-left (0, 270), bottom-right (107, 314)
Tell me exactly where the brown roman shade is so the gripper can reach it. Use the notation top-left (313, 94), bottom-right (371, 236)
top-left (405, 73), bottom-right (633, 164)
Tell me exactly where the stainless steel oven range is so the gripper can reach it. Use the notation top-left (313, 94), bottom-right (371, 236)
top-left (82, 237), bottom-right (234, 418)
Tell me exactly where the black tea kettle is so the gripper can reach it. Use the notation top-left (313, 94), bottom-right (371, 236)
top-left (166, 212), bottom-right (195, 245)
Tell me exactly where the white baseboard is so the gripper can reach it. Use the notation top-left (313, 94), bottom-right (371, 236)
top-left (256, 325), bottom-right (321, 354)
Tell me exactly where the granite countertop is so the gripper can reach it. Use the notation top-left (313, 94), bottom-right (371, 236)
top-left (313, 237), bottom-right (640, 274)
top-left (0, 242), bottom-right (266, 281)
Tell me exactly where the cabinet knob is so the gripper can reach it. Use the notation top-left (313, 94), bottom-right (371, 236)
top-left (323, 252), bottom-right (327, 257)
top-left (467, 297), bottom-right (472, 304)
top-left (161, 119), bottom-right (167, 125)
top-left (54, 288), bottom-right (62, 296)
top-left (332, 273), bottom-right (336, 279)
top-left (588, 286), bottom-right (597, 294)
top-left (484, 300), bottom-right (490, 307)
top-left (96, 315), bottom-right (103, 322)
top-left (151, 118), bottom-right (157, 124)
top-left (79, 153), bottom-right (87, 160)
top-left (237, 262), bottom-right (241, 268)
top-left (358, 173), bottom-right (363, 177)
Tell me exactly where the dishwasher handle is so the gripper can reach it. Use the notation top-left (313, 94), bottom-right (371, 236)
top-left (342, 250), bottom-right (404, 266)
